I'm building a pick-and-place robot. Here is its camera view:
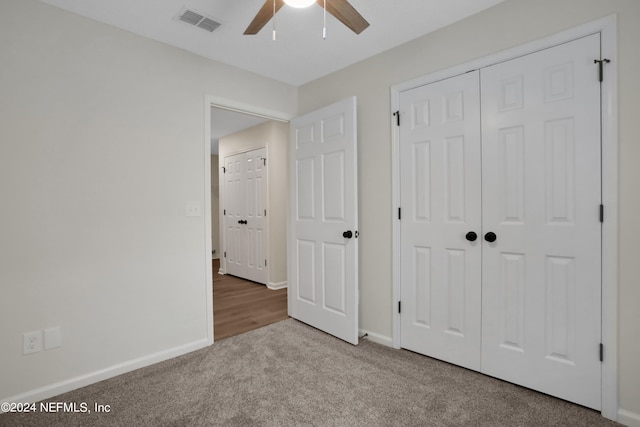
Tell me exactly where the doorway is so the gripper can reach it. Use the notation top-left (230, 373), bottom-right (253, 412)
top-left (208, 102), bottom-right (290, 340)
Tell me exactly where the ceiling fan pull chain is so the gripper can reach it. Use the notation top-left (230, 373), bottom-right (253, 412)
top-left (322, 0), bottom-right (327, 39)
top-left (272, 0), bottom-right (277, 40)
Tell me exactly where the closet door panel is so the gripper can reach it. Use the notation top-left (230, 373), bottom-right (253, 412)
top-left (399, 71), bottom-right (482, 371)
top-left (480, 33), bottom-right (602, 410)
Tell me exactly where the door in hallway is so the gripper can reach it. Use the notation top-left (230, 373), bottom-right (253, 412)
top-left (224, 147), bottom-right (267, 284)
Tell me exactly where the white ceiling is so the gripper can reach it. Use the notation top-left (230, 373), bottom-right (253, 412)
top-left (210, 107), bottom-right (270, 155)
top-left (38, 0), bottom-right (505, 154)
top-left (39, 0), bottom-right (504, 86)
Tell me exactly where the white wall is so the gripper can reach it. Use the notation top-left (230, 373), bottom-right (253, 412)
top-left (0, 0), bottom-right (296, 401)
top-left (298, 0), bottom-right (640, 421)
top-left (218, 121), bottom-right (289, 287)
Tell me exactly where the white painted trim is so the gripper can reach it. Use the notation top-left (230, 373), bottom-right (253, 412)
top-left (598, 15), bottom-right (619, 422)
top-left (618, 409), bottom-right (640, 427)
top-left (359, 329), bottom-right (393, 347)
top-left (208, 96), bottom-right (293, 123)
top-left (0, 338), bottom-right (210, 410)
top-left (391, 89), bottom-right (402, 351)
top-left (391, 15), bottom-right (618, 421)
top-left (223, 145), bottom-right (269, 157)
top-left (204, 95), bottom-right (215, 346)
top-left (268, 281), bottom-right (288, 290)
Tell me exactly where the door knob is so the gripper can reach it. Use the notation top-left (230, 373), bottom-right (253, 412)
top-left (343, 230), bottom-right (353, 239)
top-left (465, 231), bottom-right (478, 242)
top-left (484, 232), bottom-right (497, 243)
top-left (238, 219), bottom-right (247, 225)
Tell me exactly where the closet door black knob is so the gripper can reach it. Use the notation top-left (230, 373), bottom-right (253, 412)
top-left (465, 231), bottom-right (478, 242)
top-left (343, 230), bottom-right (353, 239)
top-left (484, 232), bottom-right (497, 243)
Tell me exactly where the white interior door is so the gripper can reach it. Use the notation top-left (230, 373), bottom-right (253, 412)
top-left (224, 152), bottom-right (245, 278)
top-left (289, 97), bottom-right (359, 345)
top-left (224, 147), bottom-right (268, 284)
top-left (480, 33), bottom-right (602, 409)
top-left (399, 72), bottom-right (482, 370)
top-left (399, 34), bottom-right (602, 410)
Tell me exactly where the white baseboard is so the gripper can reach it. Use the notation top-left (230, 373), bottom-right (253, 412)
top-left (268, 281), bottom-right (287, 290)
top-left (618, 409), bottom-right (640, 427)
top-left (359, 329), bottom-right (393, 347)
top-left (0, 338), bottom-right (211, 411)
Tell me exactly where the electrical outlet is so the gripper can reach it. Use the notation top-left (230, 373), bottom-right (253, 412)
top-left (44, 326), bottom-right (62, 350)
top-left (23, 331), bottom-right (42, 355)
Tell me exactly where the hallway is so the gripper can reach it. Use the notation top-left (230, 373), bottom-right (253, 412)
top-left (213, 259), bottom-right (288, 340)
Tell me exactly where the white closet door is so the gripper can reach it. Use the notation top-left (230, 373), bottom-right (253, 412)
top-left (398, 34), bottom-right (603, 410)
top-left (399, 72), bottom-right (482, 370)
top-left (223, 148), bottom-right (268, 285)
top-left (224, 152), bottom-right (246, 278)
top-left (245, 148), bottom-right (268, 284)
top-left (289, 97), bottom-right (359, 345)
top-left (480, 33), bottom-right (602, 409)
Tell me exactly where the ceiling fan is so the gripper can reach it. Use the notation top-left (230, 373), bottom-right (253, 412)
top-left (244, 0), bottom-right (370, 36)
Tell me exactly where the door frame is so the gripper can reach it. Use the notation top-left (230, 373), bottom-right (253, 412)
top-left (390, 15), bottom-right (618, 421)
top-left (203, 95), bottom-right (292, 345)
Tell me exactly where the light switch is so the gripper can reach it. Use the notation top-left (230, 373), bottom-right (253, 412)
top-left (186, 201), bottom-right (202, 217)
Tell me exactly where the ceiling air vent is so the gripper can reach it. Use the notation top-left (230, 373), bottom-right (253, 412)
top-left (177, 9), bottom-right (221, 33)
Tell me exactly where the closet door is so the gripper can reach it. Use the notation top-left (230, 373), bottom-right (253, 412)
top-left (480, 34), bottom-right (602, 409)
top-left (244, 148), bottom-right (268, 284)
top-left (224, 148), bottom-right (268, 284)
top-left (224, 152), bottom-right (246, 278)
top-left (399, 72), bottom-right (482, 370)
top-left (398, 33), bottom-right (603, 410)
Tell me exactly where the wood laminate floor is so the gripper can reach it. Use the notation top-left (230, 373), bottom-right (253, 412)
top-left (213, 259), bottom-right (288, 341)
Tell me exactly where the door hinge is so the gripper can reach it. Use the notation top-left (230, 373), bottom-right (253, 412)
top-left (600, 204), bottom-right (604, 223)
top-left (222, 166), bottom-right (226, 173)
top-left (264, 209), bottom-right (267, 217)
top-left (224, 252), bottom-right (227, 258)
top-left (594, 59), bottom-right (610, 82)
top-left (599, 343), bottom-right (604, 362)
top-left (224, 209), bottom-right (226, 215)
top-left (393, 110), bottom-right (400, 127)
top-left (398, 301), bottom-right (402, 313)
top-left (260, 157), bottom-right (267, 166)
top-left (398, 207), bottom-right (402, 220)
top-left (265, 259), bottom-right (267, 267)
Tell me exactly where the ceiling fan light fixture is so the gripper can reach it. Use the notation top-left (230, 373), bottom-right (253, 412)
top-left (283, 0), bottom-right (315, 8)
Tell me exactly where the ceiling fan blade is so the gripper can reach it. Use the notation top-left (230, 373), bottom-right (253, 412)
top-left (319, 0), bottom-right (369, 34)
top-left (244, 0), bottom-right (285, 35)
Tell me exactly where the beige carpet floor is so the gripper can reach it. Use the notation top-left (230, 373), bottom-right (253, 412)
top-left (2, 319), bottom-right (619, 426)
